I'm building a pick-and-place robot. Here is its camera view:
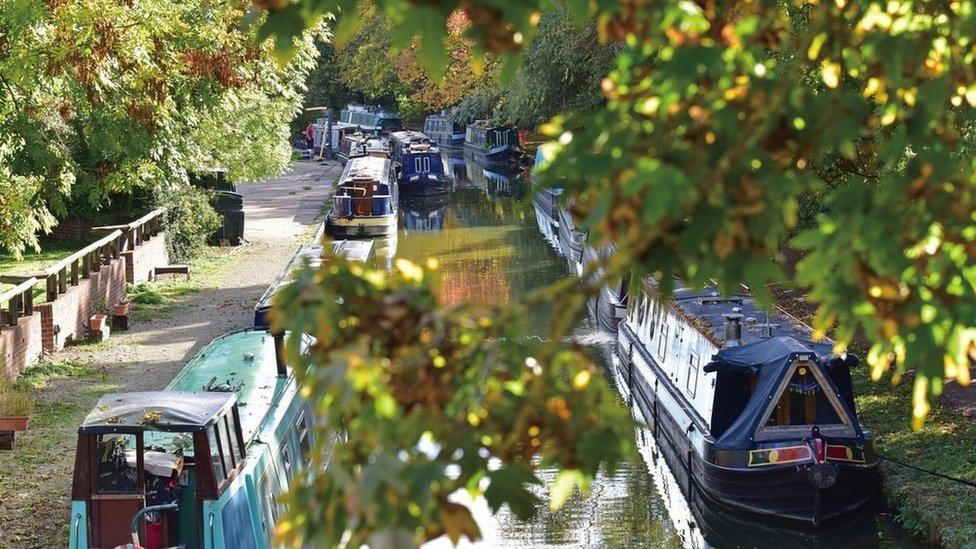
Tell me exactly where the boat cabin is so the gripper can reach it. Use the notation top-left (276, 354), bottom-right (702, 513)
top-left (422, 111), bottom-right (465, 148)
top-left (70, 392), bottom-right (244, 548)
top-left (339, 105), bottom-right (402, 134)
top-left (464, 121), bottom-right (519, 152)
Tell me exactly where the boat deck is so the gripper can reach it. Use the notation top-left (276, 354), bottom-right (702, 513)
top-left (145, 330), bottom-right (287, 453)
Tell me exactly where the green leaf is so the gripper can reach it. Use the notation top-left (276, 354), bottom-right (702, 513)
top-left (549, 469), bottom-right (584, 511)
top-left (484, 464), bottom-right (542, 519)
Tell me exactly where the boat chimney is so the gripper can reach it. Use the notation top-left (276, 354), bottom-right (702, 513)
top-left (273, 332), bottom-right (287, 377)
top-left (723, 307), bottom-right (743, 347)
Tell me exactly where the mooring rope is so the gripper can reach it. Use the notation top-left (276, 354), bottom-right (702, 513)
top-left (870, 451), bottom-right (976, 489)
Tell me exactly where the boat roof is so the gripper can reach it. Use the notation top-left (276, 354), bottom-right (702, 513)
top-left (471, 120), bottom-right (514, 132)
top-left (79, 391), bottom-right (235, 434)
top-left (341, 155), bottom-right (391, 183)
top-left (255, 244), bottom-right (325, 317)
top-left (642, 278), bottom-right (821, 348)
top-left (390, 130), bottom-right (432, 144)
top-left (163, 329), bottom-right (287, 442)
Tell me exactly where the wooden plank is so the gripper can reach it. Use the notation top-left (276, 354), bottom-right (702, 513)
top-left (70, 259), bottom-right (79, 285)
top-left (0, 277), bottom-right (36, 322)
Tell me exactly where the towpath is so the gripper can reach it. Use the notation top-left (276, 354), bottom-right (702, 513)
top-left (0, 160), bottom-right (340, 548)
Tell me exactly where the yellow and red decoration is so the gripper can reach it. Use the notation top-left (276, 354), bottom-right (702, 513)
top-left (825, 444), bottom-right (866, 463)
top-left (748, 445), bottom-right (811, 466)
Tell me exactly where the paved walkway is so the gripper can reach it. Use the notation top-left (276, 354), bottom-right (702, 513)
top-left (0, 160), bottom-right (340, 548)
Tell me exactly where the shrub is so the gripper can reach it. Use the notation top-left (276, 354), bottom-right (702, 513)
top-left (0, 384), bottom-right (35, 416)
top-left (155, 183), bottom-right (220, 263)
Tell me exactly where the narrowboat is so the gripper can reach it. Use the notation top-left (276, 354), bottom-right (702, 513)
top-left (338, 104), bottom-right (402, 134)
top-left (67, 327), bottom-right (319, 549)
top-left (556, 206), bottom-right (586, 277)
top-left (337, 132), bottom-right (390, 165)
top-left (328, 122), bottom-right (359, 155)
top-left (580, 243), bottom-right (628, 332)
top-left (423, 111), bottom-right (465, 149)
top-left (254, 239), bottom-right (374, 329)
top-left (530, 148), bottom-right (563, 254)
top-left (462, 120), bottom-right (522, 170)
top-left (389, 131), bottom-right (452, 196)
top-left (326, 156), bottom-right (398, 237)
top-left (615, 279), bottom-right (880, 524)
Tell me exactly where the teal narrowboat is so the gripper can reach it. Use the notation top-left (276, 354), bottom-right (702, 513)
top-left (67, 328), bottom-right (321, 548)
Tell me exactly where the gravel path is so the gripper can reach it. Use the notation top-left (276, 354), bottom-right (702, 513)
top-left (0, 160), bottom-right (340, 548)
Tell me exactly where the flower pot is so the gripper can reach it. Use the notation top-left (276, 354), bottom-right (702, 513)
top-left (90, 314), bottom-right (107, 332)
top-left (0, 416), bottom-right (29, 432)
top-left (113, 301), bottom-right (130, 316)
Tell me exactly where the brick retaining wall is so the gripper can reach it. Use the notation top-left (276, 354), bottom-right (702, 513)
top-left (36, 258), bottom-right (127, 352)
top-left (123, 232), bottom-right (169, 284)
top-left (0, 313), bottom-right (43, 378)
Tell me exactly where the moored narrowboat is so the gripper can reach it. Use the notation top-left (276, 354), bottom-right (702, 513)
top-left (337, 132), bottom-right (391, 165)
top-left (389, 131), bottom-right (451, 196)
top-left (326, 156), bottom-right (398, 237)
top-left (338, 104), bottom-right (402, 134)
top-left (68, 328), bottom-right (319, 549)
top-left (423, 111), bottom-right (465, 149)
top-left (615, 279), bottom-right (880, 524)
top-left (254, 240), bottom-right (374, 329)
top-left (463, 120), bottom-right (522, 170)
top-left (580, 243), bottom-right (628, 332)
top-left (530, 148), bottom-right (563, 254)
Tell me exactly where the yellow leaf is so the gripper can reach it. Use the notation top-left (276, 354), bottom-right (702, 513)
top-left (822, 61), bottom-right (841, 89)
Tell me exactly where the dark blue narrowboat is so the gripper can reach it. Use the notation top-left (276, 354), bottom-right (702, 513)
top-left (338, 104), bottom-right (402, 135)
top-left (389, 131), bottom-right (451, 196)
top-left (616, 279), bottom-right (880, 524)
top-left (423, 111), bottom-right (465, 149)
top-left (463, 120), bottom-right (522, 170)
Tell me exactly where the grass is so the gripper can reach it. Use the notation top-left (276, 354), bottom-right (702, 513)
top-left (129, 244), bottom-right (240, 322)
top-left (0, 237), bottom-right (97, 301)
top-left (12, 360), bottom-right (104, 391)
top-left (854, 370), bottom-right (976, 546)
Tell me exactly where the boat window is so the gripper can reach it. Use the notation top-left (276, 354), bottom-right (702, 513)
top-left (281, 442), bottom-right (294, 479)
top-left (687, 353), bottom-right (699, 398)
top-left (297, 412), bottom-right (312, 465)
top-left (225, 413), bottom-right (243, 462)
top-left (96, 434), bottom-right (138, 493)
top-left (765, 362), bottom-right (843, 427)
top-left (210, 425), bottom-right (227, 485)
top-left (218, 417), bottom-right (236, 471)
top-left (258, 468), bottom-right (282, 543)
top-left (423, 156), bottom-right (431, 172)
top-left (657, 324), bottom-right (669, 360)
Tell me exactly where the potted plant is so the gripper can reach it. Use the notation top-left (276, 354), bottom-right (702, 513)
top-left (113, 299), bottom-right (130, 317)
top-left (90, 313), bottom-right (108, 332)
top-left (0, 387), bottom-right (33, 432)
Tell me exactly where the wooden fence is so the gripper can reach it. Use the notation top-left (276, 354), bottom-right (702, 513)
top-left (91, 209), bottom-right (165, 254)
top-left (0, 277), bottom-right (38, 328)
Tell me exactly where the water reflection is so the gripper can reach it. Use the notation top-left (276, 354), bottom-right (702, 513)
top-left (396, 154), bottom-right (919, 548)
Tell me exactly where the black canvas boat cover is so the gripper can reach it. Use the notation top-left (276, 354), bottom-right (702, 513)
top-left (704, 336), bottom-right (862, 450)
top-left (80, 392), bottom-right (236, 434)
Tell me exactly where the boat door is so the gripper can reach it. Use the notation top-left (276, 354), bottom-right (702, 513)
top-left (87, 432), bottom-right (147, 547)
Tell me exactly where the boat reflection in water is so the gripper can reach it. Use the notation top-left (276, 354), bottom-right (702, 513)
top-left (400, 194), bottom-right (448, 232)
top-left (464, 160), bottom-right (525, 198)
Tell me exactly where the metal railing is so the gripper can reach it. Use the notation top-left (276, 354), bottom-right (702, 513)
top-left (0, 277), bottom-right (38, 327)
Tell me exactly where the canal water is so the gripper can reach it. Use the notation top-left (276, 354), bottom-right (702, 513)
top-left (386, 154), bottom-right (920, 548)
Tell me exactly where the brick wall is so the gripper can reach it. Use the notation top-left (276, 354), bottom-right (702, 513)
top-left (123, 232), bottom-right (169, 284)
top-left (0, 313), bottom-right (43, 378)
top-left (36, 259), bottom-right (127, 352)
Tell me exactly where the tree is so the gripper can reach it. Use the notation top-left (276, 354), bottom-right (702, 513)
top-left (0, 0), bottom-right (323, 258)
top-left (254, 0), bottom-right (976, 544)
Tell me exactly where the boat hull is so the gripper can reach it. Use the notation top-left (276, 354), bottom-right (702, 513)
top-left (326, 215), bottom-right (397, 237)
top-left (397, 174), bottom-right (452, 196)
top-left (615, 322), bottom-right (880, 525)
top-left (463, 143), bottom-right (521, 170)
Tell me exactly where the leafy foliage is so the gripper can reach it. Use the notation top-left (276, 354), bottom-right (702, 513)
top-left (0, 0), bottom-right (323, 258)
top-left (155, 183), bottom-right (220, 263)
top-left (271, 259), bottom-right (633, 546)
